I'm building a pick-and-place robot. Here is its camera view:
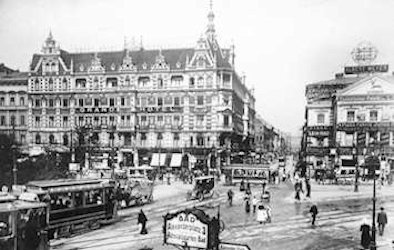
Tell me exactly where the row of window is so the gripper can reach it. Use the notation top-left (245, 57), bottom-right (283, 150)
top-left (316, 110), bottom-right (380, 124)
top-left (32, 75), bottom-right (219, 91)
top-left (0, 115), bottom-right (25, 126)
top-left (0, 96), bottom-right (25, 106)
top-left (346, 110), bottom-right (378, 122)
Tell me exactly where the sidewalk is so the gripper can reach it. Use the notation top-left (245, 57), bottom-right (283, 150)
top-left (285, 180), bottom-right (394, 204)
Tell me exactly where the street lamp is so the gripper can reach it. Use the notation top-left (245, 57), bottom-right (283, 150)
top-left (367, 152), bottom-right (379, 250)
top-left (353, 146), bottom-right (359, 192)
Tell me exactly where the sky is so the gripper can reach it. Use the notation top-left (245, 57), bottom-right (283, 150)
top-left (2, 0), bottom-right (394, 136)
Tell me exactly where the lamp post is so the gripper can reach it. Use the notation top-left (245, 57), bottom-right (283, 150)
top-left (368, 151), bottom-right (379, 250)
top-left (11, 123), bottom-right (17, 186)
top-left (353, 146), bottom-right (359, 192)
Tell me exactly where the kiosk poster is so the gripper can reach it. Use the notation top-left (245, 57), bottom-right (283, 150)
top-left (165, 211), bottom-right (208, 249)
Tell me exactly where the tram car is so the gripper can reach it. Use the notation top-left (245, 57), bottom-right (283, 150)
top-left (0, 191), bottom-right (49, 250)
top-left (24, 179), bottom-right (117, 239)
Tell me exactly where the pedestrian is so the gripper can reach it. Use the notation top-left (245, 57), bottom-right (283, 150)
top-left (377, 207), bottom-right (388, 236)
top-left (240, 179), bottom-right (245, 192)
top-left (252, 196), bottom-right (258, 213)
top-left (360, 218), bottom-right (371, 249)
top-left (256, 204), bottom-right (267, 224)
top-left (227, 189), bottom-right (234, 206)
top-left (294, 182), bottom-right (301, 201)
top-left (137, 209), bottom-right (148, 234)
top-left (306, 178), bottom-right (311, 198)
top-left (244, 194), bottom-right (251, 213)
top-left (262, 181), bottom-right (267, 194)
top-left (309, 204), bottom-right (318, 226)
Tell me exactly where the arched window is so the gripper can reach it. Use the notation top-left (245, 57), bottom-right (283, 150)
top-left (206, 76), bottom-right (213, 88)
top-left (35, 134), bottom-right (41, 144)
top-left (197, 77), bottom-right (204, 88)
top-left (158, 78), bottom-right (163, 89)
top-left (10, 115), bottom-right (15, 126)
top-left (94, 77), bottom-right (99, 89)
top-left (189, 77), bottom-right (195, 88)
top-left (63, 134), bottom-right (69, 146)
top-left (49, 134), bottom-right (55, 144)
top-left (35, 79), bottom-right (40, 90)
top-left (125, 76), bottom-right (130, 86)
top-left (48, 78), bottom-right (53, 90)
top-left (62, 78), bottom-right (68, 90)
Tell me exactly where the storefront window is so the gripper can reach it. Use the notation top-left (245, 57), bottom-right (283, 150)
top-left (0, 212), bottom-right (12, 236)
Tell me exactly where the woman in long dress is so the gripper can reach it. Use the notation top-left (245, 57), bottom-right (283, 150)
top-left (360, 218), bottom-right (371, 249)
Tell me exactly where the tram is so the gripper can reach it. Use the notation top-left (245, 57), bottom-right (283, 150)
top-left (0, 191), bottom-right (49, 250)
top-left (24, 178), bottom-right (117, 239)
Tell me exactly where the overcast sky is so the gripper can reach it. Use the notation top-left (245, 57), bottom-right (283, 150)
top-left (1, 0), bottom-right (394, 136)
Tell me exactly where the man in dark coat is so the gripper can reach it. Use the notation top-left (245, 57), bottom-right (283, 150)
top-left (137, 209), bottom-right (148, 234)
top-left (309, 204), bottom-right (318, 226)
top-left (377, 207), bottom-right (388, 236)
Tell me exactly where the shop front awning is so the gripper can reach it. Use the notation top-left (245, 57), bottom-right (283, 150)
top-left (170, 153), bottom-right (182, 168)
top-left (150, 153), bottom-right (166, 167)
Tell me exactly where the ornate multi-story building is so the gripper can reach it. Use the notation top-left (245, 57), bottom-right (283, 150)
top-left (27, 6), bottom-right (255, 169)
top-left (0, 65), bottom-right (28, 145)
top-left (302, 42), bottom-right (394, 169)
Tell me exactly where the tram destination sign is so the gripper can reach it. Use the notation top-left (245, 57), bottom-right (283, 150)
top-left (344, 64), bottom-right (388, 75)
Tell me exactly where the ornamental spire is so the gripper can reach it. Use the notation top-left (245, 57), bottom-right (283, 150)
top-left (206, 0), bottom-right (216, 42)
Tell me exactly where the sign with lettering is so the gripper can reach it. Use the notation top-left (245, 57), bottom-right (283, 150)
top-left (380, 132), bottom-right (390, 145)
top-left (344, 64), bottom-right (388, 75)
top-left (357, 132), bottom-right (366, 146)
top-left (136, 106), bottom-right (183, 113)
top-left (76, 107), bottom-right (119, 113)
top-left (219, 242), bottom-right (251, 250)
top-left (164, 211), bottom-right (208, 249)
top-left (337, 122), bottom-right (393, 131)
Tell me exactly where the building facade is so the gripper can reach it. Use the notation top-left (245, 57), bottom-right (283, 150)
top-left (26, 7), bottom-right (255, 169)
top-left (0, 66), bottom-right (28, 145)
top-left (303, 43), bottom-right (394, 169)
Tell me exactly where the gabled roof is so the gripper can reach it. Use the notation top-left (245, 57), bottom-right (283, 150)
top-left (337, 75), bottom-right (394, 96)
top-left (31, 48), bottom-right (196, 73)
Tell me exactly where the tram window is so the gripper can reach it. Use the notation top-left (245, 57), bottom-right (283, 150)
top-left (85, 190), bottom-right (103, 205)
top-left (50, 193), bottom-right (73, 210)
top-left (74, 192), bottom-right (83, 207)
top-left (0, 212), bottom-right (12, 236)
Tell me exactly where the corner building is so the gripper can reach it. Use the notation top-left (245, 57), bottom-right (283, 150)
top-left (27, 10), bottom-right (255, 169)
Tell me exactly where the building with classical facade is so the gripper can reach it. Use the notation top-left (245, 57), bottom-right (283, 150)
top-left (302, 43), bottom-right (394, 169)
top-left (26, 6), bottom-right (256, 169)
top-left (0, 65), bottom-right (28, 145)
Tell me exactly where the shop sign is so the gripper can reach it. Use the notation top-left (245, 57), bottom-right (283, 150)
top-left (381, 132), bottom-right (390, 145)
top-left (164, 211), bottom-right (208, 249)
top-left (357, 132), bottom-right (366, 146)
top-left (307, 126), bottom-right (331, 131)
top-left (219, 242), bottom-right (251, 250)
top-left (306, 147), bottom-right (329, 156)
top-left (76, 107), bottom-right (119, 113)
top-left (308, 130), bottom-right (330, 137)
top-left (136, 106), bottom-right (183, 113)
top-left (344, 64), bottom-right (388, 75)
top-left (337, 122), bottom-right (393, 130)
